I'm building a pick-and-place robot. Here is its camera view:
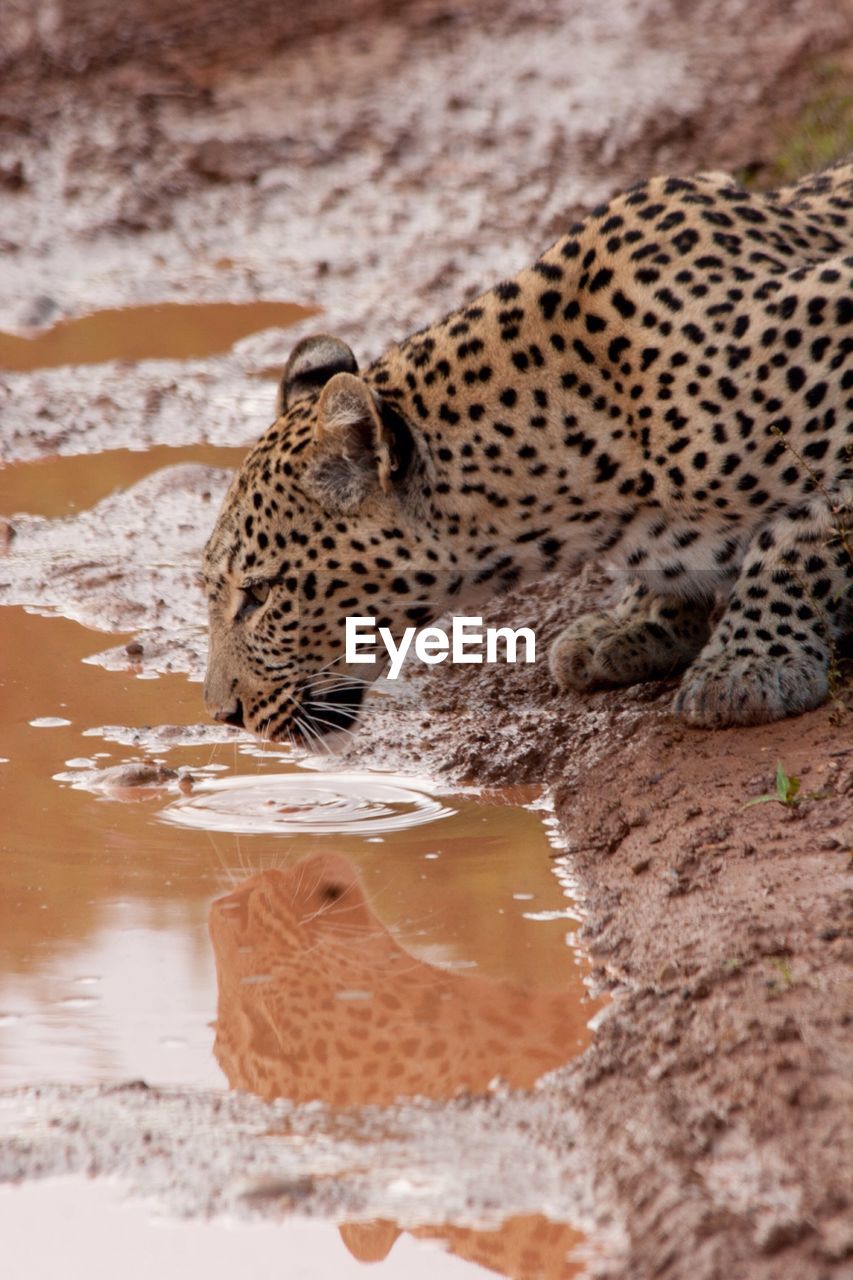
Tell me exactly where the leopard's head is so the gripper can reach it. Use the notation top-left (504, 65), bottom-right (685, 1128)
top-left (202, 334), bottom-right (453, 743)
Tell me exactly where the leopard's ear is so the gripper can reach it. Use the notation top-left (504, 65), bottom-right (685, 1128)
top-left (277, 334), bottom-right (359, 413)
top-left (302, 372), bottom-right (394, 512)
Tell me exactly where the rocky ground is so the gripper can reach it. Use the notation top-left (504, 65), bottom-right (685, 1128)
top-left (1, 2), bottom-right (852, 1277)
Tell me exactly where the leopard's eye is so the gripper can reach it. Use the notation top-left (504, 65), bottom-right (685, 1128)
top-left (235, 580), bottom-right (272, 620)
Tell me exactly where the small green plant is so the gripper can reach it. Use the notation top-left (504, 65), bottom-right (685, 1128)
top-left (768, 957), bottom-right (795, 992)
top-left (744, 761), bottom-right (801, 810)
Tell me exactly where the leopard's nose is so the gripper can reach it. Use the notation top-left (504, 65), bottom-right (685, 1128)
top-left (212, 698), bottom-right (245, 728)
top-left (203, 663), bottom-right (245, 727)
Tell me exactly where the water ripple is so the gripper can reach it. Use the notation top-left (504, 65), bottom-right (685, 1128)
top-left (159, 772), bottom-right (455, 836)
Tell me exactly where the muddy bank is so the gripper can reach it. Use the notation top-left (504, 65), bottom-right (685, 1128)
top-left (342, 576), bottom-right (853, 1279)
top-left (2, 1), bottom-right (853, 1278)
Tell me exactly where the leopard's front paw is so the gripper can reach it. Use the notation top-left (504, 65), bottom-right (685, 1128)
top-left (549, 612), bottom-right (620, 691)
top-left (551, 609), bottom-right (706, 693)
top-left (674, 651), bottom-right (829, 728)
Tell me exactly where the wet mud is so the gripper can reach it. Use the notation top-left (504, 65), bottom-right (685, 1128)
top-left (2, 1), bottom-right (853, 1278)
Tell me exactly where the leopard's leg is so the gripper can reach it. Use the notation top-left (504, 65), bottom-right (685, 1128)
top-left (550, 581), bottom-right (713, 692)
top-left (675, 493), bottom-right (852, 727)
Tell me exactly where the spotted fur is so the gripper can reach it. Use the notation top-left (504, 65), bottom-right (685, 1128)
top-left (204, 161), bottom-right (852, 738)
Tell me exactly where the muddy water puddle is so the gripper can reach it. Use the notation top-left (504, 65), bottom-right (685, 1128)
top-left (0, 300), bottom-right (316, 372)
top-left (0, 444), bottom-right (249, 519)
top-left (0, 440), bottom-right (597, 1274)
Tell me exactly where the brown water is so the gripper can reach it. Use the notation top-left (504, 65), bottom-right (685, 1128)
top-left (0, 607), bottom-right (590, 1088)
top-left (0, 301), bottom-right (317, 371)
top-left (0, 444), bottom-right (249, 519)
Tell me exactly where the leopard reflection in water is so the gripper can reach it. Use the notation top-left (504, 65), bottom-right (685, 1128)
top-left (208, 851), bottom-right (592, 1278)
top-left (209, 851), bottom-right (590, 1106)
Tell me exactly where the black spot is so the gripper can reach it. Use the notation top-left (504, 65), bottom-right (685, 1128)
top-left (594, 452), bottom-right (619, 482)
top-left (804, 382), bottom-right (827, 410)
top-left (654, 286), bottom-right (683, 313)
top-left (607, 336), bottom-right (631, 362)
top-left (533, 261), bottom-right (563, 280)
top-left (638, 202), bottom-right (666, 221)
top-left (589, 267), bottom-right (614, 293)
top-left (611, 290), bottom-right (636, 319)
top-left (539, 290), bottom-right (562, 320)
top-left (673, 227), bottom-right (700, 254)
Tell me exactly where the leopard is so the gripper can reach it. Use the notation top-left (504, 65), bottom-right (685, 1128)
top-left (209, 851), bottom-right (589, 1278)
top-left (203, 159), bottom-right (852, 742)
